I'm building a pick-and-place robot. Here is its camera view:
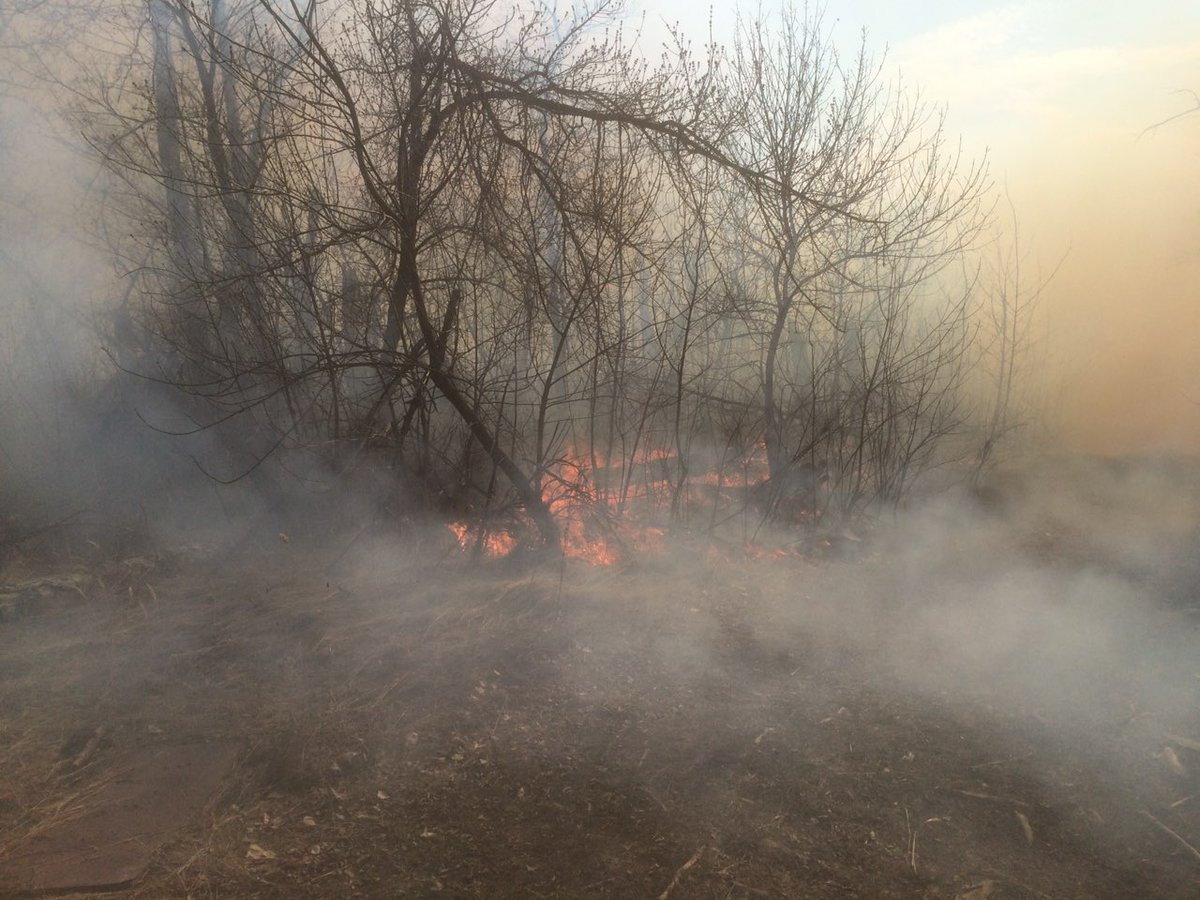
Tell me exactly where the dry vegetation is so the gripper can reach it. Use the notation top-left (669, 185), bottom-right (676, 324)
top-left (2, 2), bottom-right (1198, 896)
top-left (2, 457), bottom-right (1199, 898)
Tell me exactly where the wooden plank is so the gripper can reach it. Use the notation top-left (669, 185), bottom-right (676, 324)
top-left (1, 742), bottom-right (239, 894)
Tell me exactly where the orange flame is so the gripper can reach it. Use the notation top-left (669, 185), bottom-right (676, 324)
top-left (448, 521), bottom-right (519, 559)
top-left (541, 447), bottom-right (624, 565)
top-left (447, 439), bottom-right (808, 565)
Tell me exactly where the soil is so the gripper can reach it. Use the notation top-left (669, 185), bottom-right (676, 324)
top-left (2, 462), bottom-right (1199, 898)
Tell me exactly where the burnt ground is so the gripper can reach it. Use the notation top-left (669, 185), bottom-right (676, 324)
top-left (2, 459), bottom-right (1200, 898)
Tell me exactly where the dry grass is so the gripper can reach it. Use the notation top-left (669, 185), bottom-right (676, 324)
top-left (2, 504), bottom-right (1199, 897)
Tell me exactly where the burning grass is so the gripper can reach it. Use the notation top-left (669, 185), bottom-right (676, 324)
top-left (448, 442), bottom-right (791, 565)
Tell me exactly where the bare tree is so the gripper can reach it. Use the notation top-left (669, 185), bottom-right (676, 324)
top-left (720, 6), bottom-right (989, 520)
top-left (58, 0), bottom-right (996, 550)
top-left (974, 189), bottom-right (1063, 476)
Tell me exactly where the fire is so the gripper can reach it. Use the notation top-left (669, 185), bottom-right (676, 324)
top-left (446, 444), bottom-right (672, 564)
top-left (447, 440), bottom-right (808, 565)
top-left (540, 447), bottom-right (628, 565)
top-left (448, 521), bottom-right (519, 559)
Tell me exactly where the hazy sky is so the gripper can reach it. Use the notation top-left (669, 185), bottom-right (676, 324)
top-left (634, 0), bottom-right (1200, 454)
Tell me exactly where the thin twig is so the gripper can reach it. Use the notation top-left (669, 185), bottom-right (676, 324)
top-left (953, 789), bottom-right (1029, 807)
top-left (641, 785), bottom-right (670, 814)
top-left (1138, 90), bottom-right (1200, 138)
top-left (903, 807), bottom-right (917, 874)
top-left (1143, 810), bottom-right (1200, 863)
top-left (658, 845), bottom-right (705, 900)
top-left (969, 752), bottom-right (1032, 770)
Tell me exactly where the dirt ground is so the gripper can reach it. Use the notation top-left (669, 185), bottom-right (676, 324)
top-left (2, 459), bottom-right (1200, 898)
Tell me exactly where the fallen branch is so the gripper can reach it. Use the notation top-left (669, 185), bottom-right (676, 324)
top-left (1143, 810), bottom-right (1200, 863)
top-left (658, 845), bottom-right (705, 900)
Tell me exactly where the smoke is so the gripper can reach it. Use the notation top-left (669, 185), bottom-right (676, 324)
top-left (523, 453), bottom-right (1200, 877)
top-left (1, 6), bottom-right (1198, 896)
top-left (0, 83), bottom-right (284, 553)
top-left (1033, 141), bottom-right (1200, 455)
top-left (0, 79), bottom-right (110, 516)
top-left (887, 2), bottom-right (1200, 457)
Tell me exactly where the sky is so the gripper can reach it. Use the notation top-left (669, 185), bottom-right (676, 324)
top-left (634, 0), bottom-right (1200, 455)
